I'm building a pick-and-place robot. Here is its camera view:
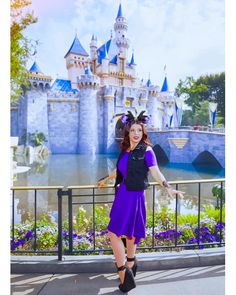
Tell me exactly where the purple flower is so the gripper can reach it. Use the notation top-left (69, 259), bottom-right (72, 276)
top-left (100, 230), bottom-right (108, 236)
top-left (87, 231), bottom-right (94, 237)
top-left (187, 237), bottom-right (198, 244)
top-left (215, 222), bottom-right (225, 231)
top-left (121, 114), bottom-right (128, 124)
top-left (25, 231), bottom-right (33, 241)
top-left (18, 238), bottom-right (24, 245)
top-left (62, 231), bottom-right (68, 237)
top-left (155, 229), bottom-right (183, 240)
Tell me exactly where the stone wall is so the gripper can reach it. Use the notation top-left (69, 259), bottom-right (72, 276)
top-left (149, 130), bottom-right (225, 168)
top-left (48, 100), bottom-right (79, 153)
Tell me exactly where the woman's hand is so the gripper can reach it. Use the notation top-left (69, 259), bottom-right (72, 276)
top-left (165, 186), bottom-right (185, 199)
top-left (97, 179), bottom-right (108, 188)
top-left (97, 169), bottom-right (117, 188)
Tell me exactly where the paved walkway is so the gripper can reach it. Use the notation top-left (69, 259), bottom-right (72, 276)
top-left (11, 265), bottom-right (225, 295)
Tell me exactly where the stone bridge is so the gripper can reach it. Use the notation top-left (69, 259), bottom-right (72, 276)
top-left (148, 130), bottom-right (225, 168)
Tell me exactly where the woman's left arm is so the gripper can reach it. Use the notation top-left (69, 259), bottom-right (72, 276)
top-left (149, 165), bottom-right (185, 198)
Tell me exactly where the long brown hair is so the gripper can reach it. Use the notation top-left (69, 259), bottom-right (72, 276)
top-left (120, 122), bottom-right (152, 152)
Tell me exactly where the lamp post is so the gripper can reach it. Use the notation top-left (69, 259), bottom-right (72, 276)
top-left (209, 91), bottom-right (218, 130)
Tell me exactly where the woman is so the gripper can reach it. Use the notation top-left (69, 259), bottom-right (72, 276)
top-left (97, 111), bottom-right (184, 293)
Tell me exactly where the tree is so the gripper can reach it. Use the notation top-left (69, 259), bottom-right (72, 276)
top-left (181, 100), bottom-right (209, 126)
top-left (175, 76), bottom-right (208, 113)
top-left (176, 73), bottom-right (225, 125)
top-left (196, 73), bottom-right (225, 122)
top-left (11, 0), bottom-right (37, 102)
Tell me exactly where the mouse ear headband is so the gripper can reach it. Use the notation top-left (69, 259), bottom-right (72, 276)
top-left (120, 110), bottom-right (150, 126)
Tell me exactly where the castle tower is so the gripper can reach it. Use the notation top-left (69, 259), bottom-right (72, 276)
top-left (114, 3), bottom-right (130, 59)
top-left (90, 35), bottom-right (97, 74)
top-left (77, 69), bottom-right (100, 154)
top-left (158, 75), bottom-right (176, 128)
top-left (64, 34), bottom-right (89, 89)
top-left (146, 77), bottom-right (163, 129)
top-left (101, 44), bottom-right (110, 83)
top-left (18, 61), bottom-right (52, 145)
top-left (129, 51), bottom-right (137, 82)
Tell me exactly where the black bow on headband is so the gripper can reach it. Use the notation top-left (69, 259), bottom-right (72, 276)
top-left (120, 110), bottom-right (150, 125)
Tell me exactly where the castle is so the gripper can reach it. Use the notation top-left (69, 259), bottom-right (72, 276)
top-left (11, 3), bottom-right (183, 154)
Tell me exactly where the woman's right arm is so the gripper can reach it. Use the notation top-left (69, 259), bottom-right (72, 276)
top-left (97, 169), bottom-right (117, 187)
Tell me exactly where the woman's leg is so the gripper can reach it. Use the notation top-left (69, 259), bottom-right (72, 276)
top-left (108, 231), bottom-right (126, 282)
top-left (126, 237), bottom-right (137, 269)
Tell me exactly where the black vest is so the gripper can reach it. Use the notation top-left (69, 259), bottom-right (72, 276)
top-left (114, 141), bottom-right (149, 191)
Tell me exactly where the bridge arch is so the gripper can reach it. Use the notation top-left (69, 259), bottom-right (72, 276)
top-left (115, 118), bottom-right (125, 139)
top-left (153, 144), bottom-right (169, 164)
top-left (192, 151), bottom-right (222, 168)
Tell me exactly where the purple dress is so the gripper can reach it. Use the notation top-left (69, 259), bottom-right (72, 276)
top-left (108, 148), bottom-right (157, 244)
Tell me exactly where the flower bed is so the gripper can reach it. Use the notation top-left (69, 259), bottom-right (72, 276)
top-left (11, 204), bottom-right (225, 254)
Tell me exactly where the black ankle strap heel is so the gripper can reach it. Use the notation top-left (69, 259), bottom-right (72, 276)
top-left (117, 265), bottom-right (126, 272)
top-left (127, 256), bottom-right (135, 262)
top-left (117, 265), bottom-right (136, 293)
top-left (126, 256), bottom-right (138, 277)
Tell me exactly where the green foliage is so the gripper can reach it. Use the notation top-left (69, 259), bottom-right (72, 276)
top-left (203, 205), bottom-right (225, 222)
top-left (177, 213), bottom-right (203, 226)
top-left (11, 204), bottom-right (225, 253)
top-left (74, 206), bottom-right (91, 232)
top-left (34, 132), bottom-right (48, 146)
top-left (176, 76), bottom-right (208, 113)
top-left (212, 185), bottom-right (225, 201)
top-left (196, 73), bottom-right (225, 122)
top-left (11, 0), bottom-right (38, 102)
top-left (95, 204), bottom-right (111, 231)
top-left (176, 73), bottom-right (225, 125)
top-left (179, 227), bottom-right (195, 240)
top-left (37, 231), bottom-right (58, 250)
top-left (181, 100), bottom-right (209, 126)
top-left (28, 131), bottom-right (48, 146)
top-left (21, 129), bottom-right (48, 147)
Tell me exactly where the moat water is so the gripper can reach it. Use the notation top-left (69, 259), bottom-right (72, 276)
top-left (12, 154), bottom-right (225, 224)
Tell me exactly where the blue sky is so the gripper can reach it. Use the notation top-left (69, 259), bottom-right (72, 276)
top-left (25, 0), bottom-right (225, 90)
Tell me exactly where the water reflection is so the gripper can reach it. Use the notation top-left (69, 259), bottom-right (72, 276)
top-left (13, 154), bottom-right (225, 224)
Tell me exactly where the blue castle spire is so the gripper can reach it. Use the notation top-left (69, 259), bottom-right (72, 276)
top-left (161, 76), bottom-right (169, 92)
top-left (85, 67), bottom-right (92, 75)
top-left (64, 34), bottom-right (89, 58)
top-left (110, 55), bottom-right (118, 64)
top-left (29, 61), bottom-right (43, 74)
top-left (146, 79), bottom-right (152, 87)
top-left (117, 3), bottom-right (123, 18)
top-left (129, 52), bottom-right (135, 65)
top-left (104, 43), bottom-right (109, 59)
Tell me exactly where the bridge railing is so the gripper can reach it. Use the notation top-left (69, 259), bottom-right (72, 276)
top-left (148, 126), bottom-right (225, 133)
top-left (11, 179), bottom-right (225, 261)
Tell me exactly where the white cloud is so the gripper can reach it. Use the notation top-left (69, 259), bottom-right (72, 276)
top-left (25, 0), bottom-right (224, 89)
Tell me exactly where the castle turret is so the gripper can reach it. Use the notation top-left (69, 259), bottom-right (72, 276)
top-left (158, 74), bottom-right (176, 128)
top-left (77, 70), bottom-right (100, 154)
top-left (90, 35), bottom-right (98, 74)
top-left (114, 3), bottom-right (130, 58)
top-left (18, 61), bottom-right (52, 146)
top-left (64, 34), bottom-right (89, 89)
top-left (146, 76), bottom-right (163, 129)
top-left (101, 44), bottom-right (109, 78)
